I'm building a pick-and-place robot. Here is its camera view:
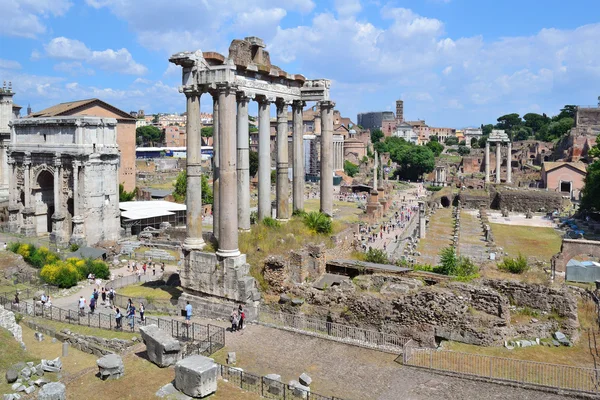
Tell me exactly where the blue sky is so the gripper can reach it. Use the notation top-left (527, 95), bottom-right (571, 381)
top-left (1, 0), bottom-right (600, 128)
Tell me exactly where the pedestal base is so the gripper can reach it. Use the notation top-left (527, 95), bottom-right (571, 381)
top-left (50, 215), bottom-right (69, 246)
top-left (70, 215), bottom-right (86, 246)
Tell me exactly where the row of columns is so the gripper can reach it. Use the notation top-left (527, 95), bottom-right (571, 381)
top-left (183, 85), bottom-right (335, 258)
top-left (484, 141), bottom-right (512, 184)
top-left (332, 139), bottom-right (344, 171)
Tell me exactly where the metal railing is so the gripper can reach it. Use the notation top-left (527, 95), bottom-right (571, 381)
top-left (218, 363), bottom-right (346, 400)
top-left (0, 294), bottom-right (225, 355)
top-left (257, 309), bottom-right (410, 354)
top-left (402, 342), bottom-right (600, 394)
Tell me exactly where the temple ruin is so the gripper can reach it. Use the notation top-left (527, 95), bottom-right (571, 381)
top-left (169, 37), bottom-right (334, 315)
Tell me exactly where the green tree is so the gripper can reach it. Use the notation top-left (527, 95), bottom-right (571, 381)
top-left (438, 247), bottom-right (457, 275)
top-left (555, 105), bottom-right (577, 121)
top-left (371, 128), bottom-right (384, 144)
top-left (430, 135), bottom-right (439, 142)
top-left (581, 159), bottom-right (600, 211)
top-left (512, 126), bottom-right (533, 141)
top-left (249, 123), bottom-right (258, 133)
top-left (344, 160), bottom-right (359, 177)
top-left (365, 248), bottom-right (389, 264)
top-left (546, 117), bottom-right (574, 140)
top-left (249, 150), bottom-right (259, 177)
top-left (172, 171), bottom-right (213, 205)
top-left (426, 140), bottom-right (444, 157)
top-left (457, 145), bottom-right (470, 156)
top-left (152, 114), bottom-right (159, 123)
top-left (271, 169), bottom-right (276, 184)
top-left (393, 145), bottom-right (435, 180)
top-left (136, 125), bottom-right (163, 146)
top-left (477, 136), bottom-right (488, 148)
top-left (302, 211), bottom-right (332, 234)
top-left (119, 184), bottom-right (137, 202)
top-left (444, 136), bottom-right (459, 146)
top-left (523, 113), bottom-right (550, 133)
top-left (470, 137), bottom-right (480, 148)
top-left (495, 113), bottom-right (522, 132)
top-left (481, 124), bottom-right (494, 136)
top-left (201, 126), bottom-right (213, 138)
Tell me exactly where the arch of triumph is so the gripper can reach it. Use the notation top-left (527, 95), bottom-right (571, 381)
top-left (169, 37), bottom-right (334, 316)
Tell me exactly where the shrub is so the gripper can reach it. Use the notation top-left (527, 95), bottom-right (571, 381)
top-left (426, 186), bottom-right (442, 192)
top-left (69, 243), bottom-right (80, 252)
top-left (302, 211), bottom-right (332, 235)
top-left (365, 248), bottom-right (389, 264)
top-left (412, 264), bottom-right (434, 272)
top-left (292, 209), bottom-right (308, 218)
top-left (262, 217), bottom-right (281, 229)
top-left (40, 261), bottom-right (79, 288)
top-left (250, 211), bottom-right (258, 225)
top-left (498, 254), bottom-right (529, 274)
top-left (438, 247), bottom-right (457, 275)
top-left (9, 243), bottom-right (59, 269)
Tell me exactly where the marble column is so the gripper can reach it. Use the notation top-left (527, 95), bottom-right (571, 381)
top-left (485, 141), bottom-right (490, 183)
top-left (70, 160), bottom-right (85, 245)
top-left (320, 101), bottom-right (335, 216)
top-left (276, 99), bottom-right (289, 220)
top-left (216, 84), bottom-right (240, 258)
top-left (22, 155), bottom-right (35, 236)
top-left (183, 91), bottom-right (205, 250)
top-left (292, 100), bottom-right (305, 212)
top-left (212, 94), bottom-right (220, 241)
top-left (236, 93), bottom-right (251, 231)
top-left (495, 143), bottom-right (502, 184)
top-left (507, 141), bottom-right (512, 184)
top-left (257, 97), bottom-right (271, 221)
top-left (7, 159), bottom-right (19, 233)
top-left (53, 155), bottom-right (61, 216)
top-left (23, 160), bottom-right (31, 209)
top-left (72, 161), bottom-right (79, 217)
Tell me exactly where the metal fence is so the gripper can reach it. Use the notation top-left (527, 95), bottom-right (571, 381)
top-left (402, 342), bottom-right (600, 394)
top-left (0, 294), bottom-right (225, 355)
top-left (218, 363), bottom-right (346, 400)
top-left (257, 309), bottom-right (410, 354)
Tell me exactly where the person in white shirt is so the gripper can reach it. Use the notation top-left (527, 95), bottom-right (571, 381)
top-left (78, 296), bottom-right (86, 316)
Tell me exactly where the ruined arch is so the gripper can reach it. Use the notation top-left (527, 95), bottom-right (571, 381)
top-left (440, 196), bottom-right (451, 208)
top-left (552, 239), bottom-right (600, 275)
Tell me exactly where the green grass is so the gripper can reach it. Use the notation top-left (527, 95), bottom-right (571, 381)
top-left (24, 317), bottom-right (139, 341)
top-left (118, 282), bottom-right (182, 301)
top-left (490, 223), bottom-right (561, 263)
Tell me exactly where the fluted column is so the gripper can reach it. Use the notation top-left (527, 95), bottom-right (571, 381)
top-left (236, 93), bottom-right (251, 231)
top-left (216, 84), bottom-right (240, 258)
top-left (276, 99), bottom-right (290, 220)
top-left (292, 100), bottom-right (305, 212)
top-left (257, 97), bottom-right (271, 221)
top-left (320, 100), bottom-right (335, 216)
top-left (183, 91), bottom-right (205, 250)
top-left (496, 143), bottom-right (502, 184)
top-left (212, 94), bottom-right (220, 240)
top-left (507, 141), bottom-right (512, 184)
top-left (485, 141), bottom-right (490, 183)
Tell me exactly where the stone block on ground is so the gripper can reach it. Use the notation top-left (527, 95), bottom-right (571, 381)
top-left (298, 373), bottom-right (312, 387)
top-left (34, 332), bottom-right (43, 342)
top-left (139, 325), bottom-right (181, 368)
top-left (264, 374), bottom-right (282, 395)
top-left (174, 355), bottom-right (217, 398)
top-left (41, 358), bottom-right (62, 373)
top-left (96, 354), bottom-right (124, 380)
top-left (226, 352), bottom-right (236, 365)
top-left (6, 369), bottom-right (18, 383)
top-left (37, 382), bottom-right (66, 400)
top-left (288, 380), bottom-right (310, 399)
top-left (24, 386), bottom-right (35, 394)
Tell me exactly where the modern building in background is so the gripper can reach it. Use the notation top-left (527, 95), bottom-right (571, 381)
top-left (357, 111), bottom-right (395, 130)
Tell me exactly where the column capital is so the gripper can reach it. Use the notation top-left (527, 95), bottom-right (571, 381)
top-left (275, 98), bottom-right (291, 112)
top-left (215, 82), bottom-right (237, 96)
top-left (318, 100), bottom-right (335, 110)
top-left (292, 100), bottom-right (306, 110)
top-left (237, 92), bottom-right (254, 103)
top-left (255, 95), bottom-right (275, 105)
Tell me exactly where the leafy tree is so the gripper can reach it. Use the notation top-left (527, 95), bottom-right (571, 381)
top-left (581, 159), bottom-right (600, 211)
top-left (430, 135), bottom-right (439, 142)
top-left (426, 140), bottom-right (444, 157)
top-left (495, 113), bottom-right (522, 132)
top-left (152, 114), bottom-right (159, 123)
top-left (546, 117), bottom-right (574, 140)
top-left (249, 124), bottom-right (258, 133)
top-left (512, 126), bottom-right (533, 141)
top-left (457, 145), bottom-right (470, 156)
top-left (271, 169), bottom-right (276, 184)
top-left (119, 184), bottom-right (137, 202)
top-left (555, 105), bottom-right (577, 121)
top-left (481, 124), bottom-right (494, 136)
top-left (393, 145), bottom-right (435, 180)
top-left (365, 248), bottom-right (389, 264)
top-left (438, 247), bottom-right (457, 275)
top-left (458, 140), bottom-right (466, 146)
top-left (249, 150), bottom-right (259, 177)
top-left (371, 129), bottom-right (384, 144)
top-left (136, 125), bottom-right (163, 146)
top-left (444, 136), bottom-right (459, 146)
top-left (201, 126), bottom-right (213, 138)
top-left (523, 113), bottom-right (550, 133)
top-left (477, 136), bottom-right (488, 148)
top-left (172, 171), bottom-right (213, 205)
top-left (344, 160), bottom-right (359, 177)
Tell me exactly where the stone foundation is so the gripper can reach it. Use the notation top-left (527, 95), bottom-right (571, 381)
top-left (178, 292), bottom-right (259, 322)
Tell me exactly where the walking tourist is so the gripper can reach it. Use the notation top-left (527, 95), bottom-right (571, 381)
top-left (230, 308), bottom-right (239, 332)
top-left (115, 308), bottom-right (122, 329)
top-left (101, 287), bottom-right (106, 303)
top-left (185, 301), bottom-right (192, 326)
top-left (139, 302), bottom-right (145, 322)
top-left (127, 304), bottom-right (136, 330)
top-left (89, 295), bottom-right (96, 314)
top-left (237, 305), bottom-right (245, 331)
top-left (78, 296), bottom-right (86, 316)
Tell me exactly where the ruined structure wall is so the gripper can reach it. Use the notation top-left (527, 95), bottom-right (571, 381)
top-left (492, 189), bottom-right (562, 212)
top-left (82, 161), bottom-right (120, 244)
top-left (575, 108), bottom-right (600, 135)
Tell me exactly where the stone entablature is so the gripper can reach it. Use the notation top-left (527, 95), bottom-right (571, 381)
top-left (485, 130), bottom-right (512, 184)
top-left (7, 117), bottom-right (120, 245)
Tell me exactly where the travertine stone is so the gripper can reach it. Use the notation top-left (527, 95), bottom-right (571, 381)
top-left (276, 99), bottom-right (289, 220)
top-left (507, 141), bottom-right (512, 183)
top-left (96, 353), bottom-right (124, 380)
top-left (257, 97), bottom-right (271, 221)
top-left (139, 324), bottom-right (181, 368)
top-left (485, 141), bottom-right (490, 183)
top-left (212, 94), bottom-right (220, 241)
top-left (183, 91), bottom-right (205, 250)
top-left (319, 101), bottom-right (335, 216)
top-left (174, 355), bottom-right (217, 398)
top-left (236, 93), bottom-right (251, 231)
top-left (496, 143), bottom-right (501, 184)
top-left (37, 382), bottom-right (66, 400)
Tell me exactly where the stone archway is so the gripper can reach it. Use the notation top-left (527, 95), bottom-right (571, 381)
top-left (440, 196), bottom-right (451, 208)
top-left (552, 239), bottom-right (600, 275)
top-left (35, 169), bottom-right (54, 234)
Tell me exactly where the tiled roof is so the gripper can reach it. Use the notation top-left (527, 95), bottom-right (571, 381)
top-left (543, 161), bottom-right (587, 174)
top-left (30, 98), bottom-right (135, 120)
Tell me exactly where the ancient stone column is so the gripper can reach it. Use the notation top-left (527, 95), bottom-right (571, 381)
top-left (276, 99), bottom-right (290, 220)
top-left (373, 151), bottom-right (378, 192)
top-left (70, 160), bottom-right (85, 245)
top-left (320, 101), bottom-right (335, 216)
top-left (212, 94), bottom-right (220, 241)
top-left (23, 159), bottom-right (31, 209)
top-left (485, 141), bottom-right (490, 183)
top-left (496, 143), bottom-right (502, 184)
top-left (72, 161), bottom-right (79, 216)
top-left (53, 155), bottom-right (61, 216)
top-left (236, 93), bottom-right (251, 231)
top-left (183, 91), bottom-right (205, 250)
top-left (507, 141), bottom-right (512, 184)
top-left (257, 97), bottom-right (271, 221)
top-left (216, 84), bottom-right (240, 258)
top-left (7, 159), bottom-right (20, 233)
top-left (292, 100), bottom-right (305, 212)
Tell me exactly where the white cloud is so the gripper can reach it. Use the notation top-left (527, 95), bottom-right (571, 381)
top-left (0, 0), bottom-right (72, 38)
top-left (234, 8), bottom-right (287, 39)
top-left (442, 66), bottom-right (452, 75)
top-left (334, 0), bottom-right (362, 16)
top-left (0, 59), bottom-right (22, 70)
top-left (53, 62), bottom-right (95, 76)
top-left (42, 37), bottom-right (147, 75)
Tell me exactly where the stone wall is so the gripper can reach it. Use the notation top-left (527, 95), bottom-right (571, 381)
top-left (575, 107), bottom-right (600, 135)
top-left (491, 188), bottom-right (562, 212)
top-left (458, 190), bottom-right (490, 209)
top-left (0, 304), bottom-right (23, 344)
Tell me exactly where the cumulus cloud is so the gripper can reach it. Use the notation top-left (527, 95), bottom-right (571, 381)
top-left (0, 0), bottom-right (72, 38)
top-left (43, 37), bottom-right (148, 75)
top-left (334, 0), bottom-right (362, 16)
top-left (53, 62), bottom-right (95, 76)
top-left (0, 59), bottom-right (22, 70)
